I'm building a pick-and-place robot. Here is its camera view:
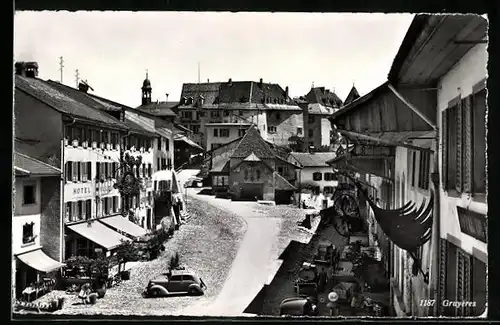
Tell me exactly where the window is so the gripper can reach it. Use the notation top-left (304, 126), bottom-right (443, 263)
top-left (78, 200), bottom-right (85, 221)
top-left (324, 186), bottom-right (334, 194)
top-left (308, 116), bottom-right (315, 124)
top-left (101, 131), bottom-right (109, 144)
top-left (166, 138), bottom-right (170, 151)
top-left (268, 126), bottom-right (277, 134)
top-left (411, 151), bottom-right (417, 187)
top-left (148, 163), bottom-right (152, 177)
top-left (313, 172), bottom-right (322, 181)
top-left (65, 161), bottom-right (72, 182)
top-left (23, 184), bottom-right (36, 205)
top-left (308, 129), bottom-right (314, 137)
top-left (244, 170), bottom-right (249, 181)
top-left (183, 275), bottom-right (195, 282)
top-left (442, 86), bottom-right (486, 195)
top-left (170, 275), bottom-right (182, 281)
top-left (182, 111), bottom-right (192, 119)
top-left (211, 111), bottom-right (220, 118)
top-left (224, 110), bottom-right (230, 117)
top-left (278, 167), bottom-right (283, 174)
top-left (213, 129), bottom-right (219, 137)
top-left (418, 151), bottom-right (431, 190)
top-left (22, 222), bottom-right (35, 244)
top-left (324, 172), bottom-right (336, 181)
top-left (186, 97), bottom-right (193, 105)
top-left (256, 169), bottom-right (261, 180)
top-left (191, 125), bottom-right (200, 134)
top-left (239, 110), bottom-right (244, 116)
top-left (87, 162), bottom-right (92, 181)
top-left (213, 175), bottom-right (229, 186)
top-left (220, 129), bottom-right (230, 137)
top-left (276, 112), bottom-right (281, 120)
top-left (111, 132), bottom-right (119, 147)
top-left (297, 127), bottom-right (303, 135)
top-left (157, 137), bottom-right (162, 150)
top-left (238, 129), bottom-right (246, 137)
top-left (103, 197), bottom-right (109, 215)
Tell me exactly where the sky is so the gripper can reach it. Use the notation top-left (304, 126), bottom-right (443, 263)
top-left (14, 11), bottom-right (414, 108)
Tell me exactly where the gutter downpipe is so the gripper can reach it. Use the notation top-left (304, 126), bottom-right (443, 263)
top-left (388, 83), bottom-right (441, 316)
top-left (61, 116), bottom-right (76, 262)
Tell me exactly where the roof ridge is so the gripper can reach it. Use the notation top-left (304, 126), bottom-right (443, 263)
top-left (15, 152), bottom-right (61, 172)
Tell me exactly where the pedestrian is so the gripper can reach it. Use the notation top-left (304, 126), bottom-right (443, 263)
top-left (78, 283), bottom-right (91, 305)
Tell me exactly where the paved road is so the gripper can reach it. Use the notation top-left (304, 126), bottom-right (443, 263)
top-left (180, 189), bottom-right (282, 316)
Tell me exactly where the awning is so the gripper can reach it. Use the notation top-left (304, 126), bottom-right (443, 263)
top-left (174, 134), bottom-right (203, 150)
top-left (99, 215), bottom-right (148, 239)
top-left (16, 248), bottom-right (66, 273)
top-left (67, 221), bottom-right (130, 250)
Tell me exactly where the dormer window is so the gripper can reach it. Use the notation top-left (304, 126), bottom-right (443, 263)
top-left (180, 97), bottom-right (187, 105)
top-left (274, 98), bottom-right (278, 104)
top-left (186, 97), bottom-right (194, 105)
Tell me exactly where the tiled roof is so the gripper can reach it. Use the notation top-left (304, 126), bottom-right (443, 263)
top-left (250, 82), bottom-right (292, 104)
top-left (136, 101), bottom-right (178, 117)
top-left (179, 82), bottom-right (222, 108)
top-left (231, 126), bottom-right (276, 159)
top-left (305, 87), bottom-right (343, 108)
top-left (14, 152), bottom-right (61, 176)
top-left (343, 86), bottom-right (361, 106)
top-left (210, 159), bottom-right (230, 173)
top-left (123, 119), bottom-right (157, 137)
top-left (15, 76), bottom-right (127, 129)
top-left (290, 152), bottom-right (338, 167)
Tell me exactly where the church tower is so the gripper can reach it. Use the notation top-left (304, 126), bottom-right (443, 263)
top-left (142, 70), bottom-right (152, 105)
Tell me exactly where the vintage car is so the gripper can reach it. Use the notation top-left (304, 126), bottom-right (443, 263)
top-left (279, 297), bottom-right (319, 316)
top-left (143, 269), bottom-right (206, 297)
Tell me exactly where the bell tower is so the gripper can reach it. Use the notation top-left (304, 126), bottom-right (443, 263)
top-left (141, 70), bottom-right (152, 105)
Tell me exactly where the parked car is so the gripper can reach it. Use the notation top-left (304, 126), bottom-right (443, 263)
top-left (280, 296), bottom-right (319, 316)
top-left (184, 177), bottom-right (203, 188)
top-left (143, 269), bottom-right (206, 297)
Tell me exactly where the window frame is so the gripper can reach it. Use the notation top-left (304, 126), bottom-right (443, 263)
top-left (22, 182), bottom-right (37, 205)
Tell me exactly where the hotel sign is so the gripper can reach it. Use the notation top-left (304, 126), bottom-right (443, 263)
top-left (66, 183), bottom-right (94, 200)
top-left (96, 183), bottom-right (116, 194)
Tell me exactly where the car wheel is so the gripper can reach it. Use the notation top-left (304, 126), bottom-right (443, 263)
top-left (189, 287), bottom-right (201, 296)
top-left (151, 289), bottom-right (161, 297)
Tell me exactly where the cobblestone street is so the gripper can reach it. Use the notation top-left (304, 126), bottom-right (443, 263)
top-left (30, 195), bottom-right (246, 316)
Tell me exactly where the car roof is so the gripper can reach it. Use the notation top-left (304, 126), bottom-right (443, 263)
top-left (170, 269), bottom-right (196, 276)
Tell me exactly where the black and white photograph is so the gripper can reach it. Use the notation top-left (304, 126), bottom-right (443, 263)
top-left (12, 11), bottom-right (488, 318)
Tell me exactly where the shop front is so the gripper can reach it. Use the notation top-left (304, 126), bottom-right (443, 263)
top-left (15, 248), bottom-right (65, 301)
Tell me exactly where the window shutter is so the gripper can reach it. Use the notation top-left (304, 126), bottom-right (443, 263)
top-left (65, 162), bottom-right (71, 182)
top-left (81, 200), bottom-right (86, 220)
top-left (462, 96), bottom-right (473, 193)
top-left (438, 238), bottom-right (448, 315)
top-left (441, 111), bottom-right (448, 190)
top-left (96, 162), bottom-right (100, 179)
top-left (456, 99), bottom-right (463, 193)
top-left (86, 200), bottom-right (91, 219)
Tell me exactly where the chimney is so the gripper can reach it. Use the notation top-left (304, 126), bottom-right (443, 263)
top-left (228, 78), bottom-right (232, 84)
top-left (285, 86), bottom-right (289, 98)
top-left (207, 79), bottom-right (210, 83)
top-left (259, 78), bottom-right (263, 85)
top-left (166, 93), bottom-right (169, 101)
top-left (15, 61), bottom-right (39, 78)
top-left (78, 82), bottom-right (90, 93)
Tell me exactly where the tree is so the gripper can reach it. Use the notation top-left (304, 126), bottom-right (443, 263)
top-left (113, 152), bottom-right (144, 224)
top-left (115, 239), bottom-right (139, 273)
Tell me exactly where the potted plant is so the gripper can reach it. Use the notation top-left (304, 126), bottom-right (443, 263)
top-left (115, 239), bottom-right (139, 281)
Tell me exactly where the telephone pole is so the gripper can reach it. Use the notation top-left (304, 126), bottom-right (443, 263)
top-left (58, 56), bottom-right (64, 83)
top-left (75, 69), bottom-right (80, 87)
top-left (197, 62), bottom-right (200, 84)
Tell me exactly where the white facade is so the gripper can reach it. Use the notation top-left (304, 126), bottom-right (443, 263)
top-left (437, 41), bottom-right (488, 257)
top-left (63, 138), bottom-right (122, 224)
top-left (296, 166), bottom-right (339, 193)
top-left (13, 178), bottom-right (42, 255)
top-left (205, 124), bottom-right (249, 150)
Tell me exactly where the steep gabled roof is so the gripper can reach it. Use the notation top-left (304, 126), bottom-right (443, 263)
top-left (290, 152), bottom-right (338, 167)
top-left (179, 82), bottom-right (222, 108)
top-left (274, 172), bottom-right (296, 190)
top-left (15, 76), bottom-right (127, 130)
top-left (343, 86), bottom-right (361, 106)
top-left (231, 126), bottom-right (276, 159)
top-left (14, 152), bottom-right (61, 176)
top-left (305, 87), bottom-right (343, 108)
